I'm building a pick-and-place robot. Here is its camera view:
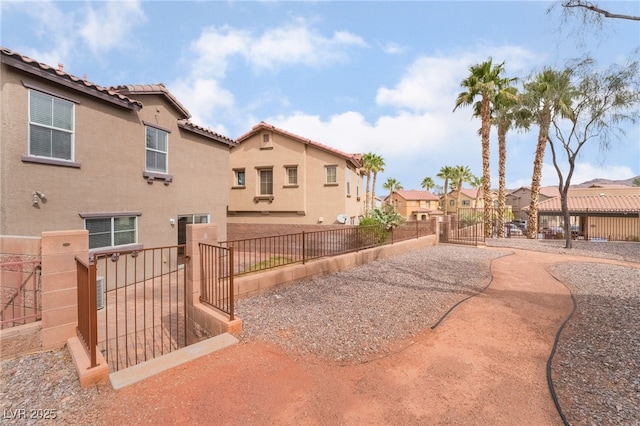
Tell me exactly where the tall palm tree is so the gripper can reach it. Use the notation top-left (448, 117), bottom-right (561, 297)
top-left (361, 152), bottom-right (375, 216)
top-left (369, 154), bottom-right (385, 212)
top-left (382, 177), bottom-right (403, 193)
top-left (451, 165), bottom-right (473, 215)
top-left (421, 177), bottom-right (435, 192)
top-left (469, 174), bottom-right (483, 214)
top-left (521, 68), bottom-right (574, 238)
top-left (492, 84), bottom-right (527, 237)
top-left (454, 58), bottom-right (510, 237)
top-left (437, 165), bottom-right (455, 213)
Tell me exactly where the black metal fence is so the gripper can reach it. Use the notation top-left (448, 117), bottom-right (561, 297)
top-left (220, 221), bottom-right (433, 277)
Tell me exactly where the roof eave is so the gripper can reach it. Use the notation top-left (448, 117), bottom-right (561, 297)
top-left (1, 53), bottom-right (142, 111)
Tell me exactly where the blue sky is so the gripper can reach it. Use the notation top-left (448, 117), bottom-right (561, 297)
top-left (2, 1), bottom-right (639, 194)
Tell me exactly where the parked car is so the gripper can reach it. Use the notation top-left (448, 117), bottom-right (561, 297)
top-left (504, 223), bottom-right (523, 236)
top-left (513, 220), bottom-right (527, 230)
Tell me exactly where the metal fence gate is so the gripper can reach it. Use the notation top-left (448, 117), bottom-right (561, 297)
top-left (91, 245), bottom-right (187, 372)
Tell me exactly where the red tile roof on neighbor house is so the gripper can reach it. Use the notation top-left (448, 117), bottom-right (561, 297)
top-left (508, 186), bottom-right (560, 198)
top-left (236, 121), bottom-right (362, 167)
top-left (525, 195), bottom-right (640, 214)
top-left (393, 190), bottom-right (439, 201)
top-left (1, 46), bottom-right (143, 110)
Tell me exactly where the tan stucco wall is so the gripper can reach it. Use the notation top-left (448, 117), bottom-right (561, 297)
top-left (1, 63), bottom-right (229, 245)
top-left (228, 131), bottom-right (363, 225)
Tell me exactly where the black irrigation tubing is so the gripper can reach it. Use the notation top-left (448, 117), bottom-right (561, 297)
top-left (430, 252), bottom-right (513, 330)
top-left (546, 272), bottom-right (577, 426)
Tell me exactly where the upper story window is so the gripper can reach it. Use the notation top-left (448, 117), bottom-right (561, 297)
top-left (85, 216), bottom-right (137, 249)
top-left (346, 168), bottom-right (351, 196)
top-left (29, 90), bottom-right (74, 161)
top-left (462, 200), bottom-right (470, 206)
top-left (285, 166), bottom-right (298, 185)
top-left (146, 126), bottom-right (168, 174)
top-left (259, 168), bottom-right (273, 195)
top-left (234, 169), bottom-right (246, 187)
top-left (325, 166), bottom-right (337, 184)
top-left (263, 133), bottom-right (270, 143)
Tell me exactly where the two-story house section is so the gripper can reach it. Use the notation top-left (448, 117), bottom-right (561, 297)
top-left (0, 47), bottom-right (236, 253)
top-left (386, 190), bottom-right (441, 221)
top-left (228, 122), bottom-right (364, 225)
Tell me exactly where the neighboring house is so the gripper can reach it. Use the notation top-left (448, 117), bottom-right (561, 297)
top-left (525, 192), bottom-right (640, 241)
top-left (0, 47), bottom-right (236, 252)
top-left (386, 190), bottom-right (441, 221)
top-left (506, 186), bottom-right (560, 220)
top-left (228, 122), bottom-right (364, 225)
top-left (445, 188), bottom-right (498, 214)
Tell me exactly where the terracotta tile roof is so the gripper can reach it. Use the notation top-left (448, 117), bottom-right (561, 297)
top-left (111, 84), bottom-right (191, 119)
top-left (394, 190), bottom-right (439, 201)
top-left (1, 46), bottom-right (142, 110)
top-left (507, 186), bottom-right (561, 198)
top-left (525, 195), bottom-right (640, 214)
top-left (236, 122), bottom-right (362, 167)
top-left (177, 120), bottom-right (237, 147)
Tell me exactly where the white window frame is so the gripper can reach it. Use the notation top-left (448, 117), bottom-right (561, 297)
top-left (285, 166), bottom-right (298, 185)
top-left (259, 168), bottom-right (273, 195)
top-left (234, 169), bottom-right (246, 187)
top-left (145, 126), bottom-right (169, 174)
top-left (28, 90), bottom-right (75, 161)
top-left (85, 216), bottom-right (138, 250)
top-left (325, 165), bottom-right (337, 184)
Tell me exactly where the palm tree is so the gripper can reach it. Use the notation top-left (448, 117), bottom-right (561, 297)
top-left (521, 68), bottom-right (574, 238)
top-left (361, 152), bottom-right (375, 216)
top-left (437, 165), bottom-right (455, 213)
top-left (421, 177), bottom-right (435, 192)
top-left (369, 154), bottom-right (385, 212)
top-left (492, 84), bottom-right (526, 237)
top-left (382, 177), bottom-right (403, 193)
top-left (469, 174), bottom-right (483, 213)
top-left (454, 58), bottom-right (510, 237)
top-left (450, 165), bottom-right (473, 216)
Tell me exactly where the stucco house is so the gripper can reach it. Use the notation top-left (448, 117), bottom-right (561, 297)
top-left (0, 47), bottom-right (236, 252)
top-left (445, 188), bottom-right (499, 214)
top-left (227, 122), bottom-right (364, 225)
top-left (386, 190), bottom-right (442, 221)
top-left (506, 186), bottom-right (560, 221)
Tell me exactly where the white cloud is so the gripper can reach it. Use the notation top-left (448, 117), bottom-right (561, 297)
top-left (171, 78), bottom-right (235, 129)
top-left (79, 1), bottom-right (146, 54)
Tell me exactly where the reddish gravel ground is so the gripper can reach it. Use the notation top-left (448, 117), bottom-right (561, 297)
top-left (98, 248), bottom-right (634, 425)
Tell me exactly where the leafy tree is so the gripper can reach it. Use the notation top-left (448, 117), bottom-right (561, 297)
top-left (633, 177), bottom-right (640, 187)
top-left (382, 177), bottom-right (403, 193)
top-left (437, 165), bottom-right (455, 213)
top-left (421, 177), bottom-right (435, 192)
top-left (521, 68), bottom-right (574, 239)
top-left (547, 56), bottom-right (640, 248)
top-left (454, 58), bottom-right (510, 237)
top-left (370, 205), bottom-right (406, 230)
top-left (553, 0), bottom-right (640, 22)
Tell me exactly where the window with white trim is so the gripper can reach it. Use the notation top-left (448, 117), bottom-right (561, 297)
top-left (234, 169), bottom-right (246, 187)
top-left (85, 216), bottom-right (137, 249)
top-left (285, 166), bottom-right (298, 185)
top-left (146, 126), bottom-right (168, 173)
top-left (259, 169), bottom-right (273, 195)
top-left (325, 166), bottom-right (337, 184)
top-left (29, 90), bottom-right (74, 160)
top-left (346, 168), bottom-right (351, 195)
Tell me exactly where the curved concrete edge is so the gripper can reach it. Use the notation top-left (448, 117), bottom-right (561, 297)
top-left (109, 333), bottom-right (239, 390)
